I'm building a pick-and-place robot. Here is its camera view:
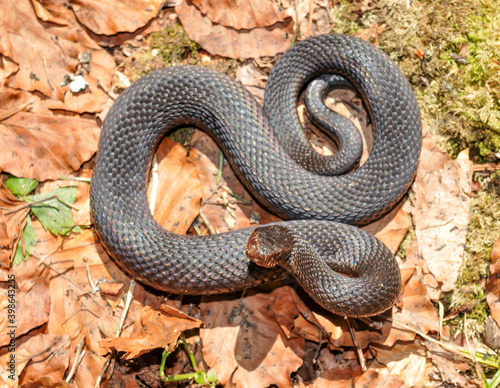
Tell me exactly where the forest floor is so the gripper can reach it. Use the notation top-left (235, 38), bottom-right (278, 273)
top-left (1, 0), bottom-right (500, 387)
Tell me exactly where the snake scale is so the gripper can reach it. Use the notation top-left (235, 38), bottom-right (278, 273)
top-left (90, 34), bottom-right (422, 318)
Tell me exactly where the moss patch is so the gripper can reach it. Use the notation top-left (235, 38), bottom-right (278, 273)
top-left (136, 24), bottom-right (239, 79)
top-left (149, 24), bottom-right (202, 65)
top-left (448, 176), bottom-right (500, 337)
top-left (331, 0), bottom-right (500, 160)
top-left (395, 224), bottom-right (415, 262)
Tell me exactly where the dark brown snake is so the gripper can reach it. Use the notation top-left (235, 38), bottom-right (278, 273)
top-left (90, 34), bottom-right (421, 318)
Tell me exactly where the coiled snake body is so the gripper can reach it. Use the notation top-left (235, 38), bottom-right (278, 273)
top-left (90, 34), bottom-right (421, 318)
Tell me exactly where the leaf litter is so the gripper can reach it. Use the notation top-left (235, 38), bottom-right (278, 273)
top-left (0, 0), bottom-right (496, 386)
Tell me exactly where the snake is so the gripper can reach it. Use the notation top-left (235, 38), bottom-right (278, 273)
top-left (90, 34), bottom-right (421, 318)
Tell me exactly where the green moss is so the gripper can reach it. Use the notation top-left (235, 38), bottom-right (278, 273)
top-left (150, 24), bottom-right (201, 65)
top-left (169, 127), bottom-right (195, 148)
top-left (136, 23), bottom-right (239, 79)
top-left (446, 295), bottom-right (489, 339)
top-left (446, 179), bottom-right (500, 337)
top-left (395, 225), bottom-right (415, 262)
top-left (330, 0), bottom-right (500, 159)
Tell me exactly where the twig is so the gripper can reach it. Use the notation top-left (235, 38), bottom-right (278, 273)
top-left (392, 321), bottom-right (499, 367)
top-left (84, 257), bottom-right (99, 294)
top-left (473, 163), bottom-right (500, 172)
top-left (347, 318), bottom-right (367, 372)
top-left (95, 280), bottom-right (136, 386)
top-left (323, 2), bottom-right (333, 24)
top-left (225, 204), bottom-right (237, 219)
top-left (438, 301), bottom-right (446, 340)
top-left (4, 195), bottom-right (66, 214)
top-left (193, 223), bottom-right (203, 236)
top-left (293, 0), bottom-right (300, 42)
top-left (94, 356), bottom-right (112, 388)
top-left (216, 150), bottom-right (224, 185)
top-left (66, 336), bottom-right (86, 383)
top-left (33, 255), bottom-right (81, 289)
top-left (198, 209), bottom-right (216, 235)
top-left (222, 185), bottom-right (252, 204)
top-left (116, 280), bottom-right (136, 337)
top-left (97, 79), bottom-right (116, 101)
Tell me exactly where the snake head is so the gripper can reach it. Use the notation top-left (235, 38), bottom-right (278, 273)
top-left (245, 225), bottom-right (294, 268)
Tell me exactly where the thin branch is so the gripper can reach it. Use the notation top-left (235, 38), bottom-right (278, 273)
top-left (66, 336), bottom-right (86, 383)
top-left (347, 318), bottom-right (367, 372)
top-left (198, 209), bottom-right (216, 235)
top-left (116, 280), bottom-right (136, 337)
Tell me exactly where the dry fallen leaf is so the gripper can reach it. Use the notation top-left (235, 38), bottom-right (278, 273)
top-left (199, 289), bottom-right (305, 388)
top-left (311, 361), bottom-right (406, 388)
top-left (0, 255), bottom-right (51, 347)
top-left (394, 265), bottom-right (440, 333)
top-left (373, 342), bottom-right (434, 387)
top-left (363, 202), bottom-right (411, 254)
top-left (410, 125), bottom-right (472, 292)
top-left (190, 0), bottom-right (290, 30)
top-left (36, 226), bottom-right (139, 356)
top-left (69, 0), bottom-right (164, 35)
top-left (0, 0), bottom-right (113, 113)
top-left (0, 111), bottom-right (100, 181)
top-left (100, 305), bottom-right (203, 359)
top-left (149, 137), bottom-right (203, 234)
top-left (424, 341), bottom-right (473, 386)
top-left (12, 334), bottom-right (71, 386)
top-left (176, 0), bottom-right (294, 59)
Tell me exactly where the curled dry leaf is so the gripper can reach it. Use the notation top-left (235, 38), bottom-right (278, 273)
top-left (0, 111), bottom-right (99, 181)
top-left (100, 305), bottom-right (203, 359)
top-left (199, 289), bottom-right (305, 388)
top-left (0, 181), bottom-right (30, 267)
top-left (373, 342), bottom-right (434, 387)
top-left (410, 125), bottom-right (472, 292)
top-left (0, 0), bottom-right (113, 113)
top-left (149, 137), bottom-right (203, 234)
top-left (176, 0), bottom-right (294, 59)
top-left (70, 0), bottom-right (165, 35)
top-left (99, 282), bottom-right (124, 296)
top-left (190, 0), bottom-right (290, 30)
